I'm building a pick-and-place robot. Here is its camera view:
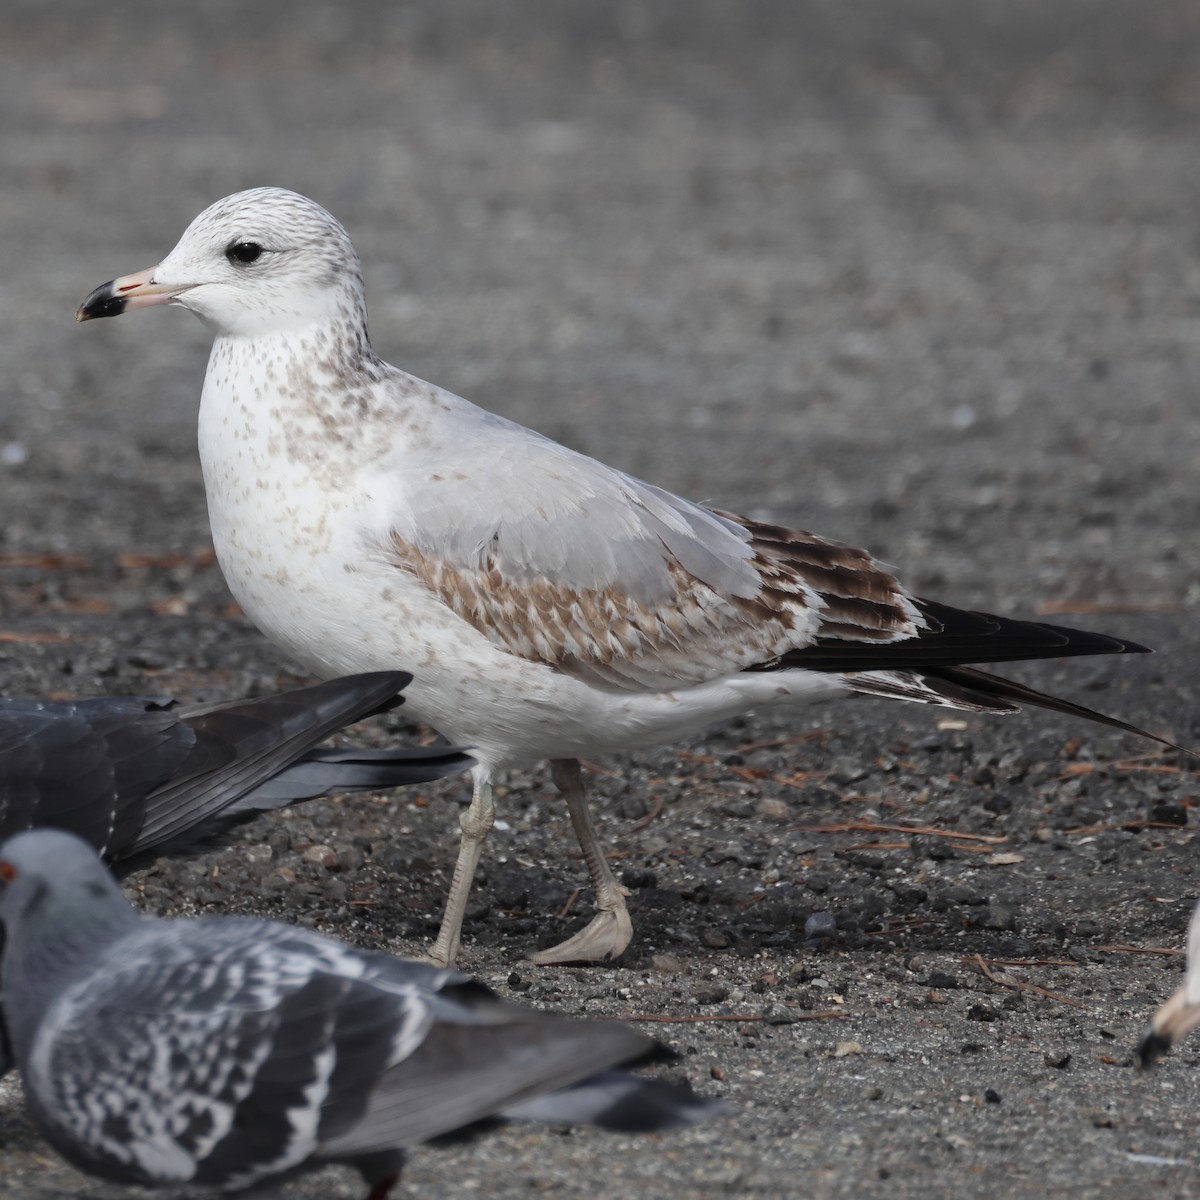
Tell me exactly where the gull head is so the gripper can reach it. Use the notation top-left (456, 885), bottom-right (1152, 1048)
top-left (76, 187), bottom-right (368, 338)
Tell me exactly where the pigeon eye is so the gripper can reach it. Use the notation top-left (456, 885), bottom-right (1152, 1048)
top-left (0, 862), bottom-right (16, 884)
top-left (226, 242), bottom-right (264, 265)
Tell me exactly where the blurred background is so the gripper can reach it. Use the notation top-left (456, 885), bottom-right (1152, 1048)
top-left (3, 0), bottom-right (1198, 656)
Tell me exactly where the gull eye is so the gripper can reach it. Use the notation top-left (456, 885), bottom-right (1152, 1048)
top-left (0, 862), bottom-right (16, 885)
top-left (226, 241), bottom-right (264, 265)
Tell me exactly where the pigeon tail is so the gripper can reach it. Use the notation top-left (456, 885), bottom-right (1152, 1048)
top-left (501, 1070), bottom-right (728, 1130)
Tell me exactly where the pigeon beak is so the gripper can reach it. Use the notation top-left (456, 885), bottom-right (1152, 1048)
top-left (75, 266), bottom-right (193, 322)
top-left (1134, 986), bottom-right (1200, 1070)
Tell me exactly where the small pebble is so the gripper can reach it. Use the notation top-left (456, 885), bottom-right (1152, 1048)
top-left (1150, 803), bottom-right (1188, 826)
top-left (804, 911), bottom-right (837, 941)
top-left (982, 903), bottom-right (1017, 931)
top-left (756, 797), bottom-right (790, 821)
top-left (763, 1004), bottom-right (800, 1025)
top-left (828, 757), bottom-right (869, 785)
top-left (302, 844), bottom-right (339, 869)
top-left (650, 953), bottom-right (685, 974)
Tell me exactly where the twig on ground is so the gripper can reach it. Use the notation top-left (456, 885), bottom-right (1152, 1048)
top-left (677, 749), bottom-right (829, 788)
top-left (1056, 760), bottom-right (1186, 781)
top-left (736, 731), bottom-right (828, 754)
top-left (1064, 820), bottom-right (1188, 835)
top-left (789, 820), bottom-right (1006, 844)
top-left (972, 953), bottom-right (1087, 1009)
top-left (0, 553), bottom-right (90, 570)
top-left (623, 793), bottom-right (666, 835)
top-left (1093, 944), bottom-right (1184, 957)
top-left (613, 1011), bottom-right (848, 1024)
top-left (962, 957), bottom-right (1077, 968)
top-left (116, 549), bottom-right (218, 569)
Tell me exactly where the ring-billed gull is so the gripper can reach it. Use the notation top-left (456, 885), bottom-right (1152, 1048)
top-left (0, 830), bottom-right (721, 1200)
top-left (77, 187), bottom-right (1185, 966)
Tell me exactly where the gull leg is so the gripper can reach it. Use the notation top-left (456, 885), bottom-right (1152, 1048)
top-left (426, 767), bottom-right (494, 967)
top-left (528, 758), bottom-right (632, 965)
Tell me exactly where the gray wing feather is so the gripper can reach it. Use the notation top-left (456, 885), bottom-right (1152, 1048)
top-left (382, 400), bottom-right (921, 690)
top-left (318, 985), bottom-right (655, 1153)
top-left (390, 408), bottom-right (760, 605)
top-left (228, 745), bottom-right (473, 810)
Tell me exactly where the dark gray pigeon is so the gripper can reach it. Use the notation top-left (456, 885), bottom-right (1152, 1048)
top-left (0, 830), bottom-right (723, 1199)
top-left (0, 671), bottom-right (473, 1080)
top-left (0, 671), bottom-right (472, 874)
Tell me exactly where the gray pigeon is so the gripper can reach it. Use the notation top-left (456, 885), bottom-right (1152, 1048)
top-left (0, 671), bottom-right (473, 1079)
top-left (0, 830), bottom-right (722, 1199)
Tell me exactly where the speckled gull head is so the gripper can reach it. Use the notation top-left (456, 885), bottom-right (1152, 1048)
top-left (76, 187), bottom-right (368, 338)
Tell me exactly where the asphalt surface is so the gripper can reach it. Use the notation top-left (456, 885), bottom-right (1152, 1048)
top-left (2, 3), bottom-right (1200, 1198)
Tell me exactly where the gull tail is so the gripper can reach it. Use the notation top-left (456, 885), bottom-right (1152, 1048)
top-left (843, 663), bottom-right (1194, 759)
top-left (917, 665), bottom-right (1196, 758)
top-left (775, 596), bottom-right (1193, 757)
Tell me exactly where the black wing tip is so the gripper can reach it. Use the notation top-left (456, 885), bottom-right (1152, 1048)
top-left (1114, 638), bottom-right (1154, 655)
top-left (790, 598), bottom-right (1159, 674)
top-left (917, 598), bottom-right (1154, 658)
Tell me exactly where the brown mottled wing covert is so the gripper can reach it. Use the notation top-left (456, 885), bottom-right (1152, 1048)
top-left (388, 510), bottom-right (923, 693)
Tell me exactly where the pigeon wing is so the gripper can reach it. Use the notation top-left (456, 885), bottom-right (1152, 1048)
top-left (26, 923), bottom-right (426, 1192)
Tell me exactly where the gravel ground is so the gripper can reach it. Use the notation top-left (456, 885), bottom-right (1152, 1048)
top-left (2, 3), bottom-right (1200, 1198)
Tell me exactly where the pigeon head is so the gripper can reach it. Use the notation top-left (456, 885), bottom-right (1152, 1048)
top-left (0, 831), bottom-right (138, 1057)
top-left (76, 188), bottom-right (369, 338)
top-left (0, 829), bottom-right (131, 942)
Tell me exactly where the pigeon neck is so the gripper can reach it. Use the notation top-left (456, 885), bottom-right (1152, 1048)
top-left (1, 892), bottom-right (141, 1058)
